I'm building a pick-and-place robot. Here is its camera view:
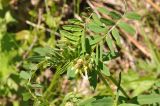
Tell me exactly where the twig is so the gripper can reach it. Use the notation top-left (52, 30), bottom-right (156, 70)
top-left (25, 20), bottom-right (60, 37)
top-left (23, 8), bottom-right (42, 59)
top-left (146, 0), bottom-right (160, 12)
top-left (26, 20), bottom-right (52, 33)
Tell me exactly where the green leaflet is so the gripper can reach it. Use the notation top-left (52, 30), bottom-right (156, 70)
top-left (68, 18), bottom-right (83, 24)
top-left (91, 96), bottom-right (114, 106)
top-left (97, 7), bottom-right (110, 14)
top-left (60, 29), bottom-right (72, 36)
top-left (0, 53), bottom-right (16, 80)
top-left (73, 31), bottom-right (82, 37)
top-left (60, 61), bottom-right (71, 75)
top-left (60, 30), bottom-right (80, 42)
top-left (19, 71), bottom-right (31, 80)
top-left (100, 18), bottom-right (115, 26)
top-left (33, 47), bottom-right (52, 56)
top-left (78, 96), bottom-right (113, 106)
top-left (67, 65), bottom-right (76, 79)
top-left (88, 69), bottom-right (98, 89)
top-left (85, 37), bottom-right (91, 53)
top-left (5, 11), bottom-right (16, 23)
top-left (87, 21), bottom-right (107, 33)
top-left (78, 98), bottom-right (96, 106)
top-left (88, 15), bottom-right (108, 33)
top-left (101, 63), bottom-right (110, 76)
top-left (118, 22), bottom-right (136, 35)
top-left (108, 11), bottom-right (122, 19)
top-left (16, 30), bottom-right (30, 40)
top-left (22, 92), bottom-right (32, 101)
top-left (81, 30), bottom-right (86, 53)
top-left (30, 84), bottom-right (43, 88)
top-left (23, 63), bottom-right (38, 71)
top-left (106, 36), bottom-right (114, 53)
top-left (103, 51), bottom-right (119, 61)
top-left (45, 14), bottom-right (57, 28)
top-left (62, 25), bottom-right (83, 31)
top-left (124, 12), bottom-right (141, 20)
top-left (92, 13), bottom-right (102, 26)
top-left (88, 35), bottom-right (103, 46)
top-left (95, 44), bottom-right (110, 77)
top-left (95, 45), bottom-right (99, 65)
top-left (97, 7), bottom-right (121, 19)
top-left (99, 41), bottom-right (103, 61)
top-left (97, 61), bottom-right (110, 76)
top-left (27, 56), bottom-right (45, 63)
top-left (111, 28), bottom-right (121, 45)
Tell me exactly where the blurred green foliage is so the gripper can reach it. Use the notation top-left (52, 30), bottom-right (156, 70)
top-left (0, 0), bottom-right (160, 106)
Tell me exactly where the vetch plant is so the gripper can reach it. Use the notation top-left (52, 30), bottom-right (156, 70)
top-left (19, 4), bottom-right (160, 106)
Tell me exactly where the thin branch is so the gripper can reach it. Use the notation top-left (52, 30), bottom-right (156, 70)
top-left (109, 76), bottom-right (130, 99)
top-left (98, 72), bottom-right (114, 97)
top-left (26, 20), bottom-right (51, 33)
top-left (25, 20), bottom-right (60, 37)
top-left (16, 9), bottom-right (43, 68)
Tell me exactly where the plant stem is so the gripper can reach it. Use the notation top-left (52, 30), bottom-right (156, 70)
top-left (98, 72), bottom-right (114, 97)
top-left (99, 72), bottom-right (130, 99)
top-left (109, 76), bottom-right (130, 99)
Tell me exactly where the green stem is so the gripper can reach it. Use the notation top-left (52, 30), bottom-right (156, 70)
top-left (114, 72), bottom-right (121, 106)
top-left (98, 72), bottom-right (130, 99)
top-left (109, 76), bottom-right (130, 99)
top-left (98, 72), bottom-right (114, 97)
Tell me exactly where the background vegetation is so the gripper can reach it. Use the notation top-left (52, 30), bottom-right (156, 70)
top-left (0, 0), bottom-right (160, 106)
